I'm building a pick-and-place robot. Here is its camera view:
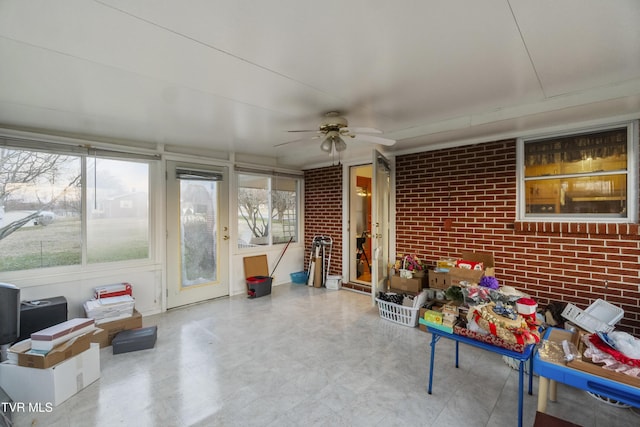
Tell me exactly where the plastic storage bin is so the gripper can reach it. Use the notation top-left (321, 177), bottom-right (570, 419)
top-left (246, 276), bottom-right (272, 298)
top-left (290, 271), bottom-right (307, 284)
top-left (561, 299), bottom-right (624, 333)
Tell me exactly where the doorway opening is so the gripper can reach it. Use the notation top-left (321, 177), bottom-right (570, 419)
top-left (347, 164), bottom-right (373, 292)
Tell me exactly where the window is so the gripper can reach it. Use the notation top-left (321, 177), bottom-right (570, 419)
top-left (86, 158), bottom-right (150, 263)
top-left (237, 172), bottom-right (299, 248)
top-left (518, 122), bottom-right (638, 221)
top-left (0, 142), bottom-right (153, 272)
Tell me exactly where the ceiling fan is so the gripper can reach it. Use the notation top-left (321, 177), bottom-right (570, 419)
top-left (283, 112), bottom-right (396, 153)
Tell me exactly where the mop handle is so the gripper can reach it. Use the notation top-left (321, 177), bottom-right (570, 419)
top-left (270, 236), bottom-right (293, 277)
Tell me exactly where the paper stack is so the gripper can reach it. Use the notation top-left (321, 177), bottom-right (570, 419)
top-left (83, 295), bottom-right (135, 325)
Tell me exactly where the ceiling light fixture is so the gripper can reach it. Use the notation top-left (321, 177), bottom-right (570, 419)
top-left (320, 138), bottom-right (333, 153)
top-left (321, 130), bottom-right (347, 153)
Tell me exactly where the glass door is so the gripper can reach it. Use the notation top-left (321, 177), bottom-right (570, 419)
top-left (371, 150), bottom-right (391, 304)
top-left (349, 165), bottom-right (372, 286)
top-left (166, 161), bottom-right (229, 308)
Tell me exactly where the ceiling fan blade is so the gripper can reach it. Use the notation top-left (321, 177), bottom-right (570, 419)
top-left (349, 134), bottom-right (396, 146)
top-left (287, 129), bottom-right (319, 133)
top-left (343, 127), bottom-right (382, 134)
top-left (274, 134), bottom-right (322, 148)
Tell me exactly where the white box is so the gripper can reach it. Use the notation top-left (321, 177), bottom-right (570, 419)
top-left (0, 343), bottom-right (100, 406)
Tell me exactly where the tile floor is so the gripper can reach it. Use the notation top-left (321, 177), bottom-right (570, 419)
top-left (6, 284), bottom-right (640, 427)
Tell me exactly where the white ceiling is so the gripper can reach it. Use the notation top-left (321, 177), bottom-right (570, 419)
top-left (1, 0), bottom-right (639, 168)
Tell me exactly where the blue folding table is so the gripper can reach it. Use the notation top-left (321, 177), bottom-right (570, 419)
top-left (534, 327), bottom-right (640, 412)
top-left (422, 320), bottom-right (535, 427)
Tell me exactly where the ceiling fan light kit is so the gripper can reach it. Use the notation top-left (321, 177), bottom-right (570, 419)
top-left (320, 131), bottom-right (347, 153)
top-left (320, 138), bottom-right (333, 153)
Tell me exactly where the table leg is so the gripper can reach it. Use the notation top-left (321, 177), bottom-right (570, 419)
top-left (537, 376), bottom-right (549, 413)
top-left (549, 379), bottom-right (557, 402)
top-left (455, 341), bottom-right (459, 368)
top-left (428, 333), bottom-right (437, 394)
top-left (528, 354), bottom-right (533, 395)
top-left (518, 361), bottom-right (524, 427)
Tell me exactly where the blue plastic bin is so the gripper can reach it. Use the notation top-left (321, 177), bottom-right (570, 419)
top-left (290, 271), bottom-right (307, 284)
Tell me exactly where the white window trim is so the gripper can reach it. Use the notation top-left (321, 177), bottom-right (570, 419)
top-left (0, 137), bottom-right (158, 276)
top-left (516, 120), bottom-right (638, 223)
top-left (234, 169), bottom-right (302, 251)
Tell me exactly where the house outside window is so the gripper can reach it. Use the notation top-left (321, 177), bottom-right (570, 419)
top-left (518, 121), bottom-right (638, 222)
top-left (237, 172), bottom-right (299, 248)
top-left (0, 143), bottom-right (152, 272)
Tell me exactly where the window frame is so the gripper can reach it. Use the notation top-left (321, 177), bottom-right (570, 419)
top-left (0, 137), bottom-right (159, 275)
top-left (235, 169), bottom-right (301, 249)
top-left (516, 121), bottom-right (638, 223)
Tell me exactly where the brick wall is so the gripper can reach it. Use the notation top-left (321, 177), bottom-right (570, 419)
top-left (304, 165), bottom-right (342, 276)
top-left (395, 139), bottom-right (640, 334)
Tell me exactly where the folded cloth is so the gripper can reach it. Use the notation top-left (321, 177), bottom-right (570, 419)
top-left (589, 334), bottom-right (640, 367)
top-left (609, 331), bottom-right (640, 360)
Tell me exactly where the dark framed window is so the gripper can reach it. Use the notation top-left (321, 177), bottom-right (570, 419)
top-left (518, 121), bottom-right (638, 221)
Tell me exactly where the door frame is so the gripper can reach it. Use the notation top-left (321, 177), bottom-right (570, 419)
top-left (165, 160), bottom-right (230, 309)
top-left (341, 152), bottom-right (395, 297)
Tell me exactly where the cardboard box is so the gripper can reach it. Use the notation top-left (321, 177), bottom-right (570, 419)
top-left (423, 309), bottom-right (444, 324)
top-left (428, 270), bottom-right (450, 290)
top-left (559, 328), bottom-right (640, 389)
top-left (419, 307), bottom-right (428, 332)
top-left (454, 324), bottom-right (526, 352)
top-left (390, 275), bottom-right (426, 294)
top-left (0, 343), bottom-right (100, 406)
top-left (9, 329), bottom-right (101, 369)
top-left (419, 317), bottom-right (454, 333)
top-left (91, 310), bottom-right (142, 348)
top-left (428, 252), bottom-right (495, 288)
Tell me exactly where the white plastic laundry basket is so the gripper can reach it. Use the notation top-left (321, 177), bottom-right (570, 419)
top-left (376, 299), bottom-right (420, 327)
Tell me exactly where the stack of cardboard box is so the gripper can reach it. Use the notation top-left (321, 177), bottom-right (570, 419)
top-left (84, 283), bottom-right (143, 347)
top-left (428, 252), bottom-right (495, 290)
top-left (0, 319), bottom-right (102, 406)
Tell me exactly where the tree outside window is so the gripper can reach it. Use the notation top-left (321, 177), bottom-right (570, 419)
top-left (237, 173), bottom-right (298, 247)
top-left (0, 145), bottom-right (151, 272)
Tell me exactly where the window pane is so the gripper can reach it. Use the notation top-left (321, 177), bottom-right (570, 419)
top-left (0, 149), bottom-right (81, 271)
top-left (272, 177), bottom-right (297, 244)
top-left (524, 128), bottom-right (627, 177)
top-left (87, 158), bottom-right (149, 263)
top-left (522, 125), bottom-right (633, 219)
top-left (525, 175), bottom-right (627, 216)
top-left (237, 174), bottom-right (270, 247)
top-left (180, 179), bottom-right (217, 286)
